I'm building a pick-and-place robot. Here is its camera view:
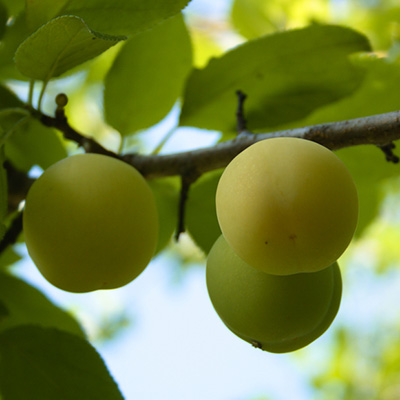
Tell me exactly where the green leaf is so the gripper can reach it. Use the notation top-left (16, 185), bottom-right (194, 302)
top-left (0, 246), bottom-right (21, 269)
top-left (0, 86), bottom-right (24, 110)
top-left (0, 149), bottom-right (7, 228)
top-left (58, 0), bottom-right (191, 36)
top-left (0, 13), bottom-right (32, 78)
top-left (104, 14), bottom-right (192, 135)
top-left (0, 325), bottom-right (124, 400)
top-left (186, 170), bottom-right (223, 254)
top-left (14, 15), bottom-right (125, 82)
top-left (25, 0), bottom-right (68, 31)
top-left (148, 178), bottom-right (179, 254)
top-left (297, 55), bottom-right (400, 125)
top-left (231, 0), bottom-right (330, 39)
top-left (335, 145), bottom-right (399, 237)
top-left (180, 24), bottom-right (371, 132)
top-left (1, 0), bottom-right (24, 16)
top-left (0, 223), bottom-right (5, 242)
top-left (0, 1), bottom-right (8, 40)
top-left (0, 300), bottom-right (8, 321)
top-left (0, 272), bottom-right (84, 337)
top-left (2, 113), bottom-right (67, 172)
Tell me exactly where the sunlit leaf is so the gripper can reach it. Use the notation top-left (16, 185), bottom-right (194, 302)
top-left (104, 14), bottom-right (192, 135)
top-left (180, 24), bottom-right (371, 133)
top-left (189, 28), bottom-right (222, 68)
top-left (15, 16), bottom-right (125, 82)
top-left (0, 272), bottom-right (84, 337)
top-left (0, 325), bottom-right (124, 400)
top-left (231, 0), bottom-right (330, 39)
top-left (57, 0), bottom-right (191, 36)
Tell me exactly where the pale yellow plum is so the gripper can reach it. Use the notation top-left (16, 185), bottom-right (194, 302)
top-left (216, 137), bottom-right (358, 275)
top-left (23, 153), bottom-right (158, 293)
top-left (206, 235), bottom-right (342, 353)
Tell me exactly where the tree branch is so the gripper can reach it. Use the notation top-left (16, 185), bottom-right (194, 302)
top-left (31, 104), bottom-right (400, 179)
top-left (122, 111), bottom-right (400, 178)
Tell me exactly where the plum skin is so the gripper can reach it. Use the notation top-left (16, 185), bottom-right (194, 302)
top-left (216, 137), bottom-right (358, 275)
top-left (206, 235), bottom-right (342, 353)
top-left (23, 153), bottom-right (159, 293)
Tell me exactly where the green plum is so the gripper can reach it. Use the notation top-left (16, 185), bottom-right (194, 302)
top-left (216, 137), bottom-right (358, 275)
top-left (23, 153), bottom-right (158, 293)
top-left (206, 235), bottom-right (342, 353)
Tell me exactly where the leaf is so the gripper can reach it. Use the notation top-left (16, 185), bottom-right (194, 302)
top-left (0, 148), bottom-right (7, 230)
top-left (0, 1), bottom-right (7, 40)
top-left (231, 0), bottom-right (330, 39)
top-left (148, 178), bottom-right (179, 254)
top-left (180, 24), bottom-right (371, 132)
top-left (0, 300), bottom-right (8, 321)
top-left (0, 13), bottom-right (32, 79)
top-left (186, 170), bottom-right (223, 254)
top-left (297, 55), bottom-right (400, 125)
top-left (1, 112), bottom-right (67, 172)
top-left (25, 0), bottom-right (68, 31)
top-left (57, 0), bottom-right (191, 36)
top-left (0, 246), bottom-right (21, 269)
top-left (335, 145), bottom-right (399, 237)
top-left (0, 325), bottom-right (124, 400)
top-left (15, 15), bottom-right (125, 82)
top-left (0, 86), bottom-right (24, 110)
top-left (1, 0), bottom-right (24, 17)
top-left (104, 14), bottom-right (192, 135)
top-left (0, 272), bottom-right (84, 337)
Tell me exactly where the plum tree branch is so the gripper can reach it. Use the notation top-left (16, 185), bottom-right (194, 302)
top-left (120, 110), bottom-right (400, 177)
top-left (31, 102), bottom-right (400, 179)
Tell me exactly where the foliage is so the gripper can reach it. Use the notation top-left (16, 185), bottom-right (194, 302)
top-left (0, 0), bottom-right (399, 398)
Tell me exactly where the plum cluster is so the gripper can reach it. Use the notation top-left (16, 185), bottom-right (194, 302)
top-left (207, 137), bottom-right (358, 353)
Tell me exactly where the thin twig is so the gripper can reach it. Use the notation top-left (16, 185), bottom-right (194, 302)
top-left (174, 168), bottom-right (200, 241)
top-left (377, 142), bottom-right (399, 163)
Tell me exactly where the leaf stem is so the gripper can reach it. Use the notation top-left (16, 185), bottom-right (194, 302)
top-left (37, 81), bottom-right (49, 111)
top-left (151, 127), bottom-right (177, 155)
top-left (28, 80), bottom-right (35, 108)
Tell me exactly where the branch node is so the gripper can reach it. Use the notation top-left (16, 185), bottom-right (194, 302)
top-left (377, 142), bottom-right (399, 163)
